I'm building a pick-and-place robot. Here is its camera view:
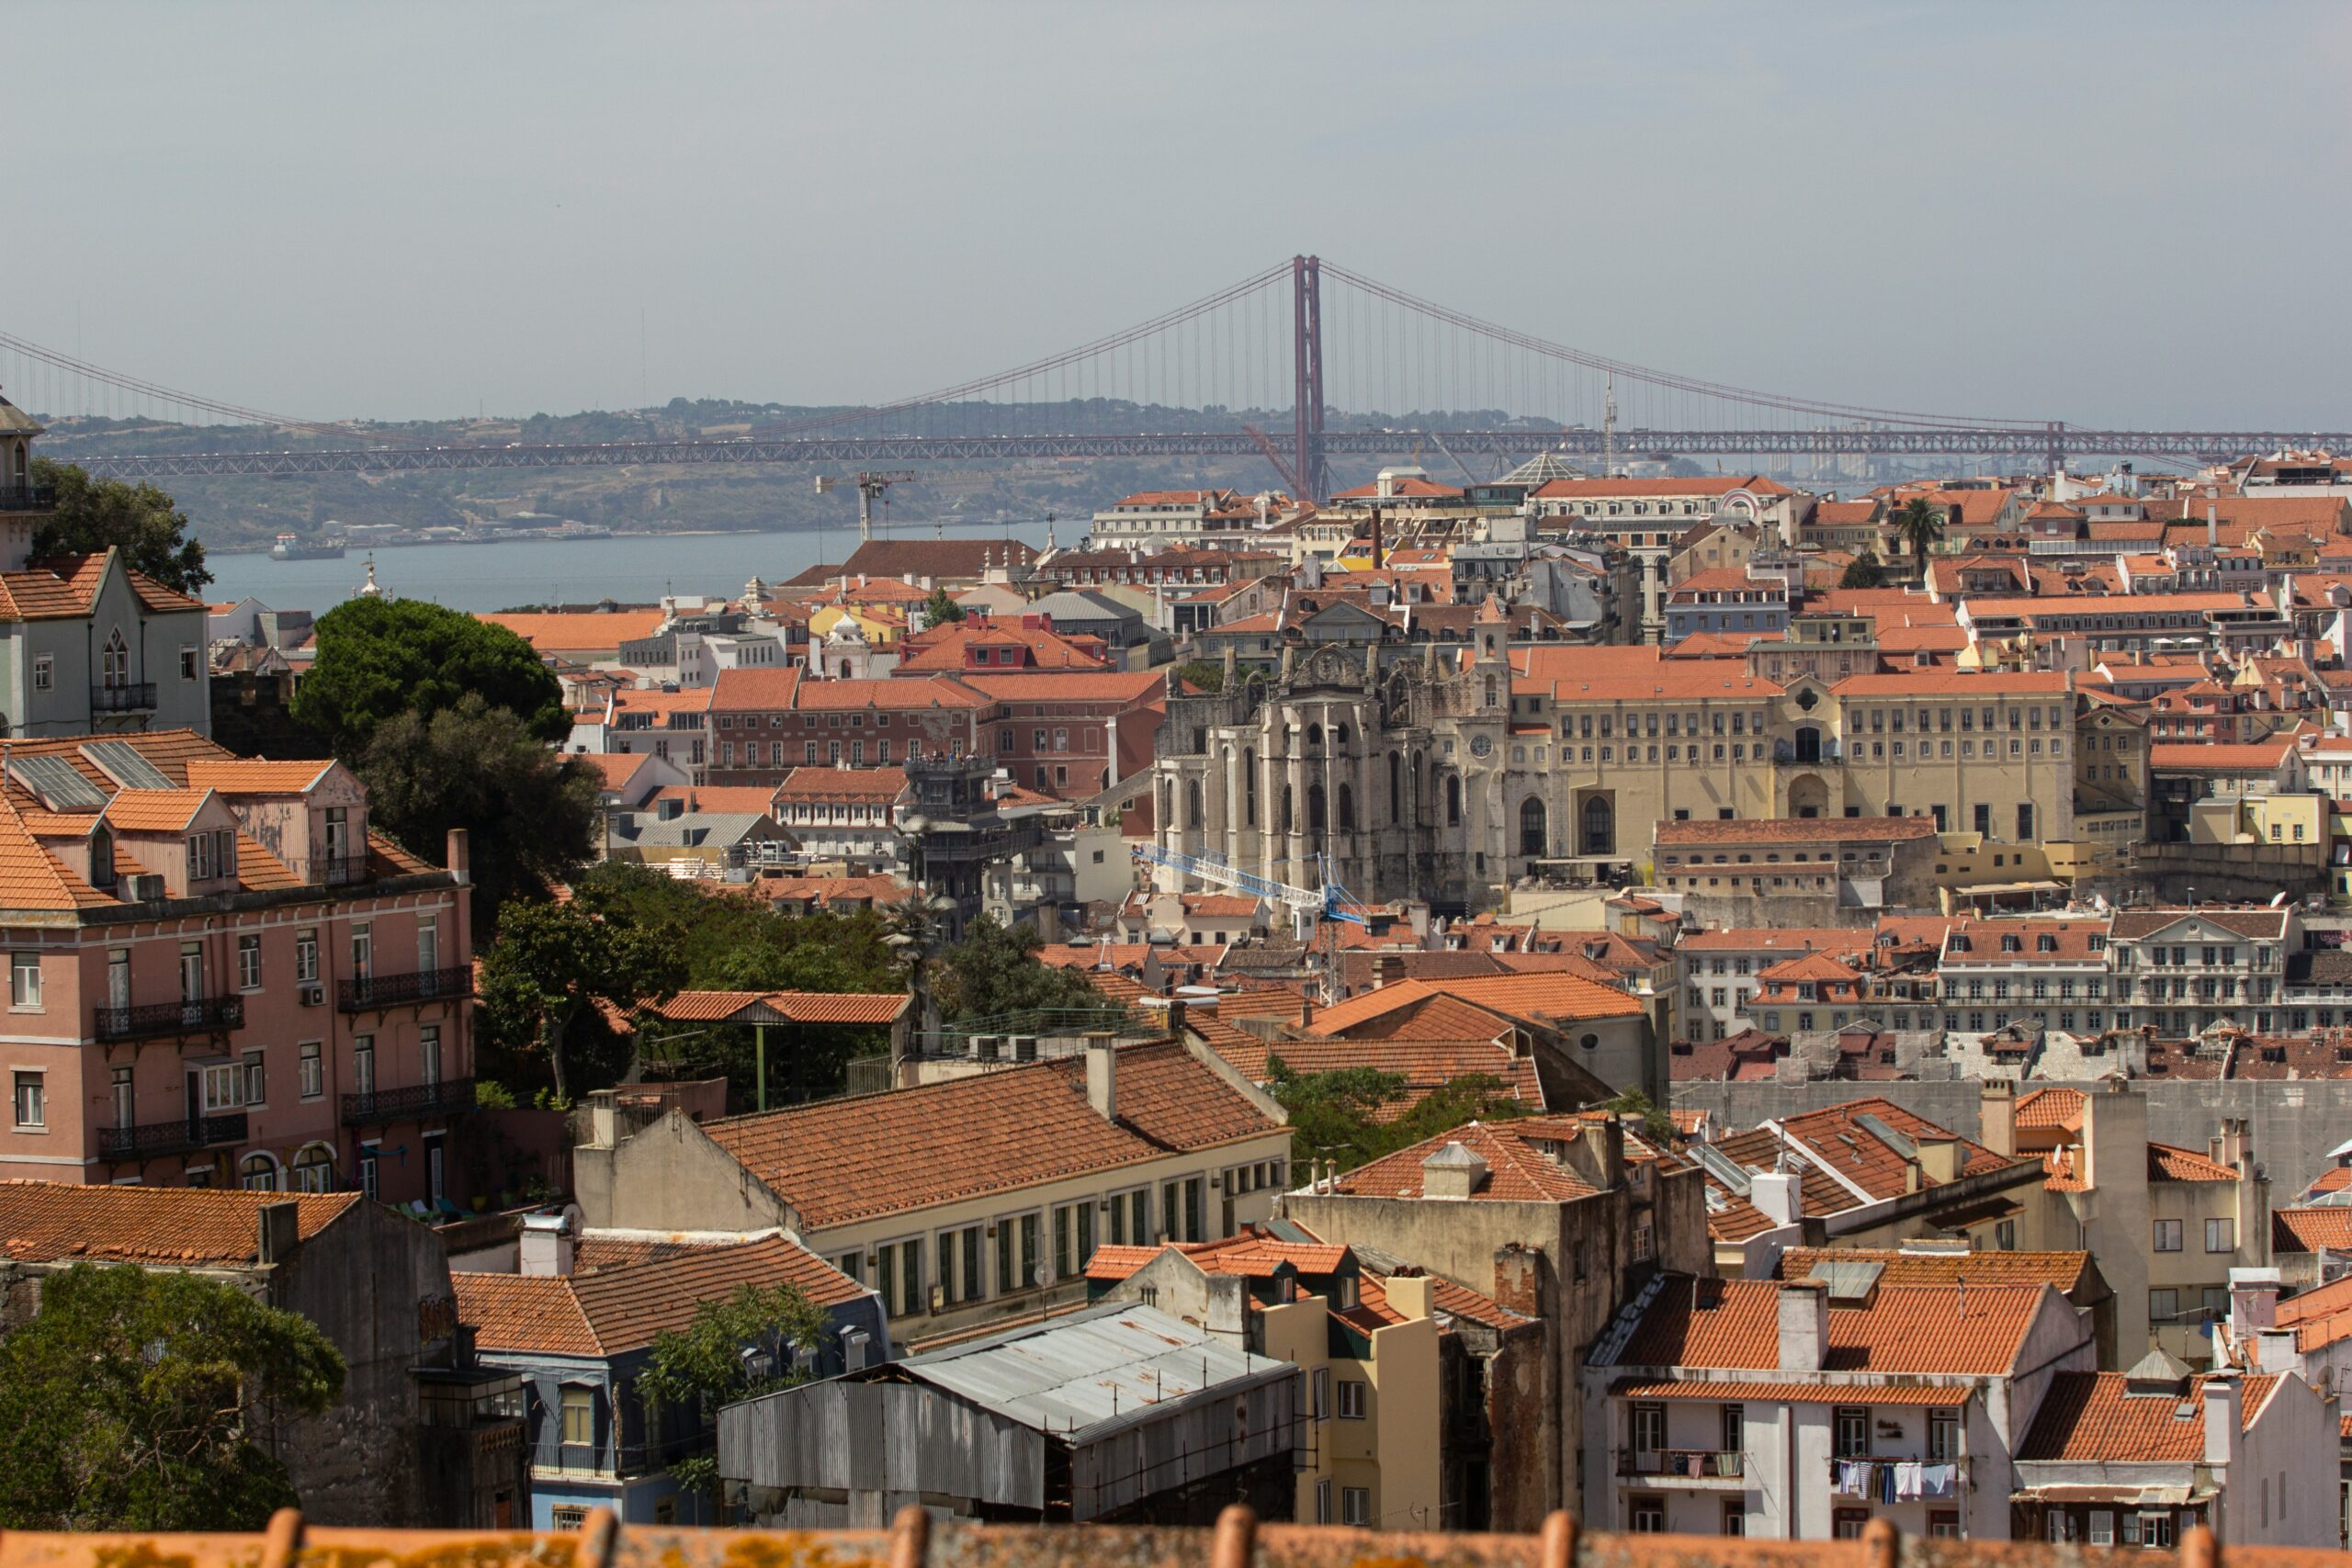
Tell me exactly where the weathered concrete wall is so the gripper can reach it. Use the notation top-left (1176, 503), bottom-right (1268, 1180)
top-left (1672, 1077), bottom-right (2352, 1194)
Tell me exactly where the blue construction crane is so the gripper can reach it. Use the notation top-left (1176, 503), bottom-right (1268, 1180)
top-left (1131, 845), bottom-right (1366, 1001)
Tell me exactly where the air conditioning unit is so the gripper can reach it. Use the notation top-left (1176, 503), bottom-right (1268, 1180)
top-left (299, 984), bottom-right (325, 1008)
top-left (126, 874), bottom-right (166, 902)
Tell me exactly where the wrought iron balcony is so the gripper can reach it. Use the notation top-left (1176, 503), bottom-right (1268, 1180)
top-left (0, 483), bottom-right (56, 513)
top-left (98, 1111), bottom-right (248, 1162)
top-left (94, 994), bottom-right (244, 1043)
top-left (339, 966), bottom-right (474, 1012)
top-left (91, 682), bottom-right (158, 713)
top-left (342, 1076), bottom-right (475, 1127)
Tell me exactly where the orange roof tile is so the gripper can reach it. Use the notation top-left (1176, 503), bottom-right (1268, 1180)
top-left (0, 1179), bottom-right (359, 1264)
top-left (182, 759), bottom-right (336, 794)
top-left (1776, 1247), bottom-right (2092, 1293)
top-left (1617, 1278), bottom-right (2048, 1375)
top-left (704, 1043), bottom-right (1278, 1228)
top-left (1334, 1120), bottom-right (1599, 1203)
top-left (455, 1233), bottom-right (867, 1357)
top-left (98, 788), bottom-right (213, 833)
top-left (2018, 1372), bottom-right (2276, 1461)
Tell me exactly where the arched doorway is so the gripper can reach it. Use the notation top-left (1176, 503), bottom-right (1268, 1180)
top-left (239, 1152), bottom-right (281, 1192)
top-left (1580, 795), bottom-right (1614, 854)
top-left (1520, 796), bottom-right (1548, 859)
top-left (1788, 775), bottom-right (1830, 818)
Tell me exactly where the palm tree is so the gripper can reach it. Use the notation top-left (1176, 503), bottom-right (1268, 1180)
top-left (1894, 496), bottom-right (1946, 572)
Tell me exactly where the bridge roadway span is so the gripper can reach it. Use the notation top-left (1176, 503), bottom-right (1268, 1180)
top-left (61, 426), bottom-right (2352, 479)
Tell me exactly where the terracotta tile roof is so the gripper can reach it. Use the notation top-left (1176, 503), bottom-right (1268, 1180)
top-left (183, 759), bottom-right (336, 794)
top-left (2018, 1372), bottom-right (2277, 1461)
top-left (1535, 475), bottom-right (1792, 500)
top-left (2016, 1087), bottom-right (2086, 1131)
top-left (1609, 1378), bottom-right (1970, 1407)
top-left (704, 1043), bottom-right (1278, 1228)
top-left (2273, 1206), bottom-right (2352, 1254)
top-left (643, 989), bottom-right (910, 1025)
top-left (455, 1233), bottom-right (866, 1357)
top-left (2149, 739), bottom-right (2301, 773)
top-left (1307, 972), bottom-right (1640, 1038)
top-left (1615, 1278), bottom-right (2049, 1375)
top-left (0, 1179), bottom-right (359, 1265)
top-left (1776, 1246), bottom-right (2093, 1294)
top-left (1768, 1097), bottom-right (2023, 1200)
top-left (1657, 817), bottom-right (1935, 847)
top-left (481, 610), bottom-right (667, 650)
top-left (2110, 908), bottom-right (2290, 941)
top-left (774, 766), bottom-right (909, 803)
top-left (645, 786), bottom-right (781, 816)
top-left (1511, 645), bottom-right (1781, 703)
top-left (98, 788), bottom-right (212, 833)
top-left (1333, 1120), bottom-right (1600, 1203)
top-left (1085, 1233), bottom-right (1352, 1285)
top-left (2148, 1143), bottom-right (2240, 1181)
top-left (959, 670), bottom-right (1168, 704)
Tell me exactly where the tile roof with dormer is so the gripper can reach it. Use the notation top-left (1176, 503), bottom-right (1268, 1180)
top-left (0, 1180), bottom-right (360, 1265)
top-left (1611, 1277), bottom-right (2052, 1377)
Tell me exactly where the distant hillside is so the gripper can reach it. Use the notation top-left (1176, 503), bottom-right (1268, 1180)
top-left (30, 397), bottom-right (1568, 551)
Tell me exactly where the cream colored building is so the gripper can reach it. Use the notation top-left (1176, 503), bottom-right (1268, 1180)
top-left (570, 1038), bottom-right (1293, 1348)
top-left (1157, 637), bottom-right (2104, 915)
top-left (1091, 1235), bottom-right (1442, 1529)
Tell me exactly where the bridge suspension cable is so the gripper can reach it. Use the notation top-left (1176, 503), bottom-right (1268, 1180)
top-left (0, 329), bottom-right (347, 436)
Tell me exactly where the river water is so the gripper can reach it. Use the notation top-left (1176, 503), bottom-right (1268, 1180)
top-left (203, 519), bottom-right (1057, 614)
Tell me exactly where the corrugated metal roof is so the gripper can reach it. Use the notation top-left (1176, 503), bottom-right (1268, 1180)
top-left (906, 1303), bottom-right (1284, 1439)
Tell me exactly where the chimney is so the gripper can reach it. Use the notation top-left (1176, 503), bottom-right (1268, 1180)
top-left (1750, 1168), bottom-right (1804, 1228)
top-left (1385, 1270), bottom-right (1434, 1321)
top-left (1777, 1280), bottom-right (1830, 1372)
top-left (1563, 1118), bottom-right (1626, 1191)
top-left (1917, 1134), bottom-right (1962, 1185)
top-left (2229, 1267), bottom-right (2281, 1332)
top-left (2208, 502), bottom-right (2219, 550)
top-left (1492, 1242), bottom-right (1544, 1318)
top-left (1421, 1140), bottom-right (1490, 1200)
top-left (256, 1200), bottom-right (302, 1265)
top-left (1300, 992), bottom-right (1315, 1029)
top-left (446, 827), bottom-right (471, 886)
top-left (2201, 1376), bottom-right (2241, 1466)
top-left (1980, 1080), bottom-right (2017, 1158)
top-left (1084, 1032), bottom-right (1118, 1122)
top-left (1167, 998), bottom-right (1188, 1037)
top-left (519, 1210), bottom-right (577, 1277)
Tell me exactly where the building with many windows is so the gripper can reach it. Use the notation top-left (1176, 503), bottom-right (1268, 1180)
top-left (0, 731), bottom-right (472, 1205)
top-left (569, 1037), bottom-right (1292, 1348)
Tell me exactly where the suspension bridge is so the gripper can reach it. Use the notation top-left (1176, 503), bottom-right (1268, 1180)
top-left (9, 256), bottom-right (2346, 498)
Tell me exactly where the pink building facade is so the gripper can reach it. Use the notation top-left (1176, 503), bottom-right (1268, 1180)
top-left (0, 735), bottom-right (473, 1206)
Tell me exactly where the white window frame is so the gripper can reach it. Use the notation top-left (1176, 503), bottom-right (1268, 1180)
top-left (1337, 1378), bottom-right (1367, 1420)
top-left (8, 951), bottom-right (39, 1010)
top-left (11, 1069), bottom-right (45, 1128)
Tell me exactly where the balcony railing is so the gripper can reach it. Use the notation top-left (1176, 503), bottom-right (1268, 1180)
top-left (0, 483), bottom-right (56, 513)
top-left (91, 682), bottom-right (158, 713)
top-left (339, 966), bottom-right (475, 1012)
top-left (297, 854), bottom-right (371, 887)
top-left (342, 1076), bottom-right (476, 1127)
top-left (98, 1111), bottom-right (248, 1162)
top-left (94, 994), bottom-right (244, 1043)
top-left (1617, 1447), bottom-right (1744, 1481)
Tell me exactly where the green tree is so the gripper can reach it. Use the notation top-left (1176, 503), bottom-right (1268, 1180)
top-left (28, 459), bottom-right (211, 594)
top-left (921, 586), bottom-right (967, 627)
top-left (480, 897), bottom-right (687, 1102)
top-left (354, 694), bottom-right (601, 926)
top-left (0, 1264), bottom-right (344, 1530)
top-left (1266, 1058), bottom-right (1530, 1172)
top-left (1838, 549), bottom-right (1883, 590)
top-left (1175, 659), bottom-right (1224, 694)
top-left (636, 1281), bottom-right (825, 1509)
top-left (1893, 496), bottom-right (1946, 570)
top-left (933, 913), bottom-right (1106, 1021)
top-left (1602, 1088), bottom-right (1676, 1146)
top-left (294, 596), bottom-right (568, 753)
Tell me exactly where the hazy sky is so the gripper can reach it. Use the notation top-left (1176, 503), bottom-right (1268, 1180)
top-left (9, 2), bottom-right (2348, 429)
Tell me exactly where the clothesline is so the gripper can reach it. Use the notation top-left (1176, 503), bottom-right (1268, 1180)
top-left (1834, 1459), bottom-right (1960, 1504)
